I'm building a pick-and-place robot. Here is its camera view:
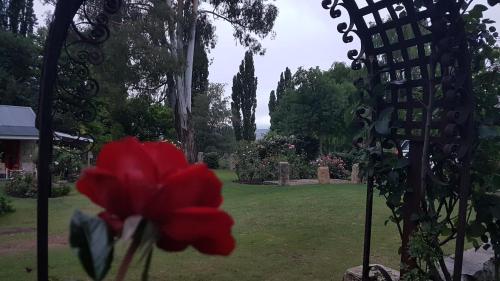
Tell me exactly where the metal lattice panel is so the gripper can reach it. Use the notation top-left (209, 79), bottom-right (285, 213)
top-left (323, 0), bottom-right (473, 159)
top-left (323, 1), bottom-right (475, 280)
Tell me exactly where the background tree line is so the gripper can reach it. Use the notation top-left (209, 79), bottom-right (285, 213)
top-left (0, 0), bottom-right (278, 159)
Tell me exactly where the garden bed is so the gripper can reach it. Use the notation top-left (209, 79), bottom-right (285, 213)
top-left (264, 178), bottom-right (352, 186)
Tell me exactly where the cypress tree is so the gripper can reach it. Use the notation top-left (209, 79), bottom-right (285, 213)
top-left (3, 0), bottom-right (35, 36)
top-left (231, 73), bottom-right (243, 141)
top-left (231, 51), bottom-right (257, 141)
top-left (19, 0), bottom-right (34, 36)
top-left (0, 0), bottom-right (7, 30)
top-left (284, 67), bottom-right (292, 90)
top-left (268, 90), bottom-right (276, 114)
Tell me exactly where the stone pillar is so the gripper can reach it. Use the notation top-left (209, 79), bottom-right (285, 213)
top-left (87, 151), bottom-right (93, 167)
top-left (197, 152), bottom-right (204, 163)
top-left (278, 162), bottom-right (290, 186)
top-left (318, 166), bottom-right (330, 184)
top-left (351, 163), bottom-right (361, 184)
top-left (229, 154), bottom-right (236, 170)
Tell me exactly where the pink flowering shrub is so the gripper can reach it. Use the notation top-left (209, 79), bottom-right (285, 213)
top-left (314, 154), bottom-right (349, 179)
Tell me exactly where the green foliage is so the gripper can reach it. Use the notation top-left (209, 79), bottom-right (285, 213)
top-left (193, 83), bottom-right (235, 154)
top-left (271, 63), bottom-right (363, 153)
top-left (114, 95), bottom-right (176, 142)
top-left (51, 181), bottom-right (71, 198)
top-left (0, 0), bottom-right (36, 36)
top-left (53, 149), bottom-right (83, 181)
top-left (0, 194), bottom-right (14, 215)
top-left (231, 51), bottom-right (257, 141)
top-left (203, 152), bottom-right (220, 169)
top-left (205, 0), bottom-right (278, 54)
top-left (268, 90), bottom-right (276, 115)
top-left (70, 210), bottom-right (113, 281)
top-left (5, 173), bottom-right (71, 198)
top-left (5, 172), bottom-right (36, 198)
top-left (0, 29), bottom-right (40, 107)
top-left (260, 133), bottom-right (320, 161)
top-left (234, 141), bottom-right (270, 183)
top-left (275, 67), bottom-right (292, 104)
top-left (234, 136), bottom-right (318, 183)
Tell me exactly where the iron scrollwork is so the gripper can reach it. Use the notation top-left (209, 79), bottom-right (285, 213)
top-left (321, 0), bottom-right (365, 70)
top-left (37, 0), bottom-right (123, 280)
top-left (53, 0), bottom-right (123, 153)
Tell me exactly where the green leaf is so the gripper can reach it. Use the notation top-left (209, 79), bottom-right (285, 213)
top-left (70, 210), bottom-right (114, 281)
top-left (395, 158), bottom-right (409, 169)
top-left (468, 221), bottom-right (487, 237)
top-left (372, 84), bottom-right (386, 97)
top-left (472, 239), bottom-right (481, 250)
top-left (374, 107), bottom-right (394, 135)
top-left (441, 225), bottom-right (453, 237)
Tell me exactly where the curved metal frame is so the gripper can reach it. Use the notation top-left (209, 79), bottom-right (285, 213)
top-left (37, 0), bottom-right (122, 280)
top-left (322, 0), bottom-right (474, 280)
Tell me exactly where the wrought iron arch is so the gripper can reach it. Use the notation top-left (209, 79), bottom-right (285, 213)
top-left (322, 0), bottom-right (475, 280)
top-left (37, 0), bottom-right (122, 280)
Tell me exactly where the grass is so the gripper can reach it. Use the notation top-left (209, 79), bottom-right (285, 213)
top-left (0, 170), bottom-right (401, 281)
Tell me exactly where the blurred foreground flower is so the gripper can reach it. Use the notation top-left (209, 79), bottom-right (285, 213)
top-left (70, 137), bottom-right (234, 281)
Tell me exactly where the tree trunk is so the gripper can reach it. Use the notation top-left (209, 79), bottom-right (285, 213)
top-left (169, 0), bottom-right (199, 163)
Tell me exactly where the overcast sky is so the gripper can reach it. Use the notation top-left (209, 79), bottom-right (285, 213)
top-left (34, 1), bottom-right (500, 129)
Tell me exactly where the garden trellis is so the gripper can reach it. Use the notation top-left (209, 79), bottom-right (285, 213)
top-left (322, 0), bottom-right (475, 280)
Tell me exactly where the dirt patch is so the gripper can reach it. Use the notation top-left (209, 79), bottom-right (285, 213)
top-left (0, 227), bottom-right (35, 236)
top-left (0, 234), bottom-right (68, 255)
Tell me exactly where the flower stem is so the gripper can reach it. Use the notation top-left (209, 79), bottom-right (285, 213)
top-left (141, 247), bottom-right (154, 281)
top-left (115, 236), bottom-right (141, 281)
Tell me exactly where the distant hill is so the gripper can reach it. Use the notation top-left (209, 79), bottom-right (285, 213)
top-left (256, 128), bottom-right (269, 140)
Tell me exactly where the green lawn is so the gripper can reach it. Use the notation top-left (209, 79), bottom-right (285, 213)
top-left (0, 170), bottom-right (401, 281)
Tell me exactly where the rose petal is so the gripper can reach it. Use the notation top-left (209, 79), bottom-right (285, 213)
top-left (96, 137), bottom-right (158, 183)
top-left (77, 168), bottom-right (133, 218)
top-left (144, 165), bottom-right (223, 222)
top-left (98, 211), bottom-right (124, 237)
top-left (156, 236), bottom-right (189, 252)
top-left (142, 141), bottom-right (189, 178)
top-left (159, 207), bottom-right (235, 256)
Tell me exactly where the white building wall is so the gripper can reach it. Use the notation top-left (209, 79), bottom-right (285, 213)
top-left (20, 140), bottom-right (37, 173)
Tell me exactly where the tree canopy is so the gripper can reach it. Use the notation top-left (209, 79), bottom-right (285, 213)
top-left (271, 63), bottom-right (364, 152)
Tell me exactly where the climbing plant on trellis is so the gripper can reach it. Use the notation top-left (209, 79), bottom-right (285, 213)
top-left (322, 0), bottom-right (499, 280)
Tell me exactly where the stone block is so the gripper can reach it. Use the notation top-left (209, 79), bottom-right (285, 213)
top-left (318, 166), bottom-right (330, 184)
top-left (279, 162), bottom-right (290, 186)
top-left (343, 265), bottom-right (399, 281)
top-left (351, 163), bottom-right (362, 184)
top-left (229, 154), bottom-right (236, 171)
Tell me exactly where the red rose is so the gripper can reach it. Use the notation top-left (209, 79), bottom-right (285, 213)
top-left (77, 137), bottom-right (235, 256)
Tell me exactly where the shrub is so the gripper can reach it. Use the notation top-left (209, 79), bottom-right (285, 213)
top-left (218, 153), bottom-right (231, 170)
top-left (314, 154), bottom-right (350, 179)
top-left (5, 173), bottom-right (37, 198)
top-left (234, 140), bottom-right (316, 183)
top-left (260, 134), bottom-right (320, 161)
top-left (5, 173), bottom-right (71, 198)
top-left (203, 152), bottom-right (220, 169)
top-left (51, 181), bottom-right (71, 197)
top-left (234, 142), bottom-right (267, 183)
top-left (0, 195), bottom-right (15, 215)
top-left (53, 148), bottom-right (83, 181)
